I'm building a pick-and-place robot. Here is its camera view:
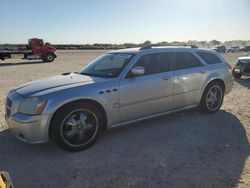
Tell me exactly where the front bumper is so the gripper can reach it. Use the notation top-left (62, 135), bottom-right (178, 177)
top-left (5, 113), bottom-right (50, 143)
top-left (5, 91), bottom-right (51, 144)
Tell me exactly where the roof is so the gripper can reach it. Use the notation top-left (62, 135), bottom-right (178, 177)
top-left (108, 46), bottom-right (213, 54)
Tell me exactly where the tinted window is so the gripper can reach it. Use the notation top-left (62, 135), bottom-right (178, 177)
top-left (168, 52), bottom-right (202, 70)
top-left (36, 40), bottom-right (44, 46)
top-left (132, 53), bottom-right (169, 76)
top-left (197, 52), bottom-right (222, 64)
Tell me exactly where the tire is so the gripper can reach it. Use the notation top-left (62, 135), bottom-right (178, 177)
top-left (232, 68), bottom-right (242, 79)
top-left (200, 82), bottom-right (224, 113)
top-left (42, 57), bottom-right (47, 62)
top-left (44, 54), bottom-right (54, 62)
top-left (51, 102), bottom-right (105, 151)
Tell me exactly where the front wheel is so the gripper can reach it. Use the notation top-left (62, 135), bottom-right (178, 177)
top-left (43, 54), bottom-right (54, 62)
top-left (200, 82), bottom-right (224, 113)
top-left (51, 102), bottom-right (104, 151)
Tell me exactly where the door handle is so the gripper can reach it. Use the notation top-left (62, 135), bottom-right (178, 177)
top-left (199, 71), bottom-right (207, 74)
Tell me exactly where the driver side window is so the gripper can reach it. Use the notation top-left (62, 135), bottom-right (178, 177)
top-left (36, 40), bottom-right (44, 46)
top-left (131, 52), bottom-right (169, 76)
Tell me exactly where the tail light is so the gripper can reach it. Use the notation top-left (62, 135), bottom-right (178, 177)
top-left (226, 63), bottom-right (232, 71)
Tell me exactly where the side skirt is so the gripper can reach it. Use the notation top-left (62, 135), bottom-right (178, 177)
top-left (110, 104), bottom-right (199, 129)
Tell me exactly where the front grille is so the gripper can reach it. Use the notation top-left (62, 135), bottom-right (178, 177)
top-left (6, 97), bottom-right (12, 108)
top-left (5, 97), bottom-right (12, 117)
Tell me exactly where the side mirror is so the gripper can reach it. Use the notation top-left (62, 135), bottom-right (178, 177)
top-left (130, 66), bottom-right (145, 77)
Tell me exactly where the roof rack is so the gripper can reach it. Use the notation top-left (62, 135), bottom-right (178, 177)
top-left (182, 44), bottom-right (199, 48)
top-left (139, 45), bottom-right (152, 50)
top-left (139, 44), bottom-right (198, 50)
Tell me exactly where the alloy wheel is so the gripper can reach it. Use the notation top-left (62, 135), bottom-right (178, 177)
top-left (60, 109), bottom-right (98, 147)
top-left (205, 85), bottom-right (223, 111)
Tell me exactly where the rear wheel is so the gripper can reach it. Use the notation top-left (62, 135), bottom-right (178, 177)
top-left (51, 102), bottom-right (104, 151)
top-left (200, 82), bottom-right (224, 113)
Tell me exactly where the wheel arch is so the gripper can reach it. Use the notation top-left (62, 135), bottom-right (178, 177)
top-left (48, 98), bottom-right (108, 140)
top-left (200, 78), bottom-right (225, 103)
top-left (43, 50), bottom-right (57, 59)
top-left (206, 78), bottom-right (225, 91)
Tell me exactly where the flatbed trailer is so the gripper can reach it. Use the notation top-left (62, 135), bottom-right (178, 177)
top-left (0, 49), bottom-right (30, 59)
top-left (0, 38), bottom-right (57, 62)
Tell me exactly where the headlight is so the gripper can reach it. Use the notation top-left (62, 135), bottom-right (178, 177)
top-left (18, 97), bottom-right (47, 115)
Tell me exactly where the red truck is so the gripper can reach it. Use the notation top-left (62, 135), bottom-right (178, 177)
top-left (0, 38), bottom-right (57, 62)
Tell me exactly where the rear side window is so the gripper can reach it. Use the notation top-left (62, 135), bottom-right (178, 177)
top-left (133, 53), bottom-right (169, 75)
top-left (168, 52), bottom-right (202, 70)
top-left (196, 52), bottom-right (222, 64)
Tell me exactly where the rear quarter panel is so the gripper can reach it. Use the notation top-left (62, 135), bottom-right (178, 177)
top-left (198, 63), bottom-right (233, 102)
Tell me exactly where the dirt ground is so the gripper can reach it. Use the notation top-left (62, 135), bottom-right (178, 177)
top-left (0, 50), bottom-right (249, 188)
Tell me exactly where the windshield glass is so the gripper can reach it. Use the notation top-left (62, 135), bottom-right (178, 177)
top-left (80, 53), bottom-right (133, 78)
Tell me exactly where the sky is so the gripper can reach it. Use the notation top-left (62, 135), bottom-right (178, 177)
top-left (0, 0), bottom-right (250, 44)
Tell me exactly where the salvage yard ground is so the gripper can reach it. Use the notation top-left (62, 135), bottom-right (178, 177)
top-left (0, 50), bottom-right (249, 188)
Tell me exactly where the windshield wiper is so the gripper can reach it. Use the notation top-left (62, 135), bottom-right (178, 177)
top-left (62, 72), bottom-right (79, 75)
top-left (80, 72), bottom-right (100, 77)
top-left (80, 72), bottom-right (115, 78)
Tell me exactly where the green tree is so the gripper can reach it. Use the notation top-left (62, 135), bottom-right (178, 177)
top-left (142, 40), bottom-right (152, 47)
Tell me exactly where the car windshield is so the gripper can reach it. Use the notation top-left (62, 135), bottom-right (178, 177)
top-left (80, 53), bottom-right (133, 78)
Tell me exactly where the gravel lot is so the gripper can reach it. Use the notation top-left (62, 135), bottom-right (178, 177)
top-left (0, 50), bottom-right (249, 188)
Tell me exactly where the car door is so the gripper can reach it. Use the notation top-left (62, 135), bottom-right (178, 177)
top-left (168, 51), bottom-right (207, 108)
top-left (119, 52), bottom-right (174, 123)
top-left (32, 40), bottom-right (44, 55)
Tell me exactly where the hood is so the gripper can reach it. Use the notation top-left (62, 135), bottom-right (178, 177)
top-left (238, 56), bottom-right (250, 63)
top-left (14, 73), bottom-right (104, 97)
top-left (47, 46), bottom-right (56, 51)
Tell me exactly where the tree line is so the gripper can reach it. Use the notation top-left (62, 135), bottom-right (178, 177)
top-left (0, 40), bottom-right (249, 50)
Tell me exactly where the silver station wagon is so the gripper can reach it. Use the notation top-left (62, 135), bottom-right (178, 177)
top-left (5, 46), bottom-right (233, 151)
